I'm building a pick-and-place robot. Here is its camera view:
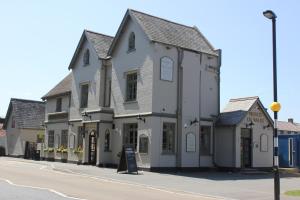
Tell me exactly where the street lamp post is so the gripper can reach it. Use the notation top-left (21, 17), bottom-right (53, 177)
top-left (263, 10), bottom-right (281, 200)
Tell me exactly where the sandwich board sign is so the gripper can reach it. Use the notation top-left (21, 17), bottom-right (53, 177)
top-left (117, 144), bottom-right (138, 174)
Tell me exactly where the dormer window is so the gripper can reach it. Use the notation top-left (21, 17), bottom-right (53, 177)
top-left (128, 32), bottom-right (135, 52)
top-left (83, 49), bottom-right (90, 66)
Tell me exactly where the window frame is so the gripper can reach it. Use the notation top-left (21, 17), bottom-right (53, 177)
top-left (162, 122), bottom-right (176, 154)
top-left (56, 97), bottom-right (62, 112)
top-left (77, 126), bottom-right (84, 148)
top-left (123, 123), bottom-right (138, 151)
top-left (199, 126), bottom-right (212, 156)
top-left (83, 49), bottom-right (90, 66)
top-left (80, 83), bottom-right (89, 108)
top-left (11, 116), bottom-right (15, 128)
top-left (125, 72), bottom-right (137, 102)
top-left (128, 32), bottom-right (136, 52)
top-left (48, 130), bottom-right (55, 148)
top-left (61, 130), bottom-right (68, 148)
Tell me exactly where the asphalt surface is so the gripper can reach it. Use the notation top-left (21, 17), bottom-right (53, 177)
top-left (0, 157), bottom-right (300, 200)
top-left (0, 157), bottom-right (215, 200)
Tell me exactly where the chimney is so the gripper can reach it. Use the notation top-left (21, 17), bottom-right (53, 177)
top-left (288, 118), bottom-right (294, 123)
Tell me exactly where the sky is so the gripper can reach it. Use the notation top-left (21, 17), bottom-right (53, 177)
top-left (0, 0), bottom-right (299, 122)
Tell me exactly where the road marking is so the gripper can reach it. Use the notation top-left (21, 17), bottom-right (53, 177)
top-left (44, 167), bottom-right (236, 200)
top-left (0, 178), bottom-right (86, 200)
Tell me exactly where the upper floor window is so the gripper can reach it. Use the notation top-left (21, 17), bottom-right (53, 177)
top-left (160, 57), bottom-right (174, 81)
top-left (83, 49), bottom-right (90, 66)
top-left (126, 72), bottom-right (137, 101)
top-left (11, 116), bottom-right (15, 128)
top-left (128, 32), bottom-right (135, 52)
top-left (56, 98), bottom-right (62, 112)
top-left (80, 84), bottom-right (89, 108)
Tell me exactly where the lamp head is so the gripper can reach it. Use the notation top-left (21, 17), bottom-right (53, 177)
top-left (263, 10), bottom-right (277, 20)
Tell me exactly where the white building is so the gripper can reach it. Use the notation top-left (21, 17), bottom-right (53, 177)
top-left (215, 97), bottom-right (274, 169)
top-left (43, 9), bottom-right (223, 170)
top-left (3, 98), bottom-right (45, 157)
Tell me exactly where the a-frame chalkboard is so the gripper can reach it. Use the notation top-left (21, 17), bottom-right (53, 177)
top-left (117, 144), bottom-right (138, 174)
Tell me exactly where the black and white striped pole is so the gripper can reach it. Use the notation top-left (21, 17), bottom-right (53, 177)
top-left (263, 10), bottom-right (281, 200)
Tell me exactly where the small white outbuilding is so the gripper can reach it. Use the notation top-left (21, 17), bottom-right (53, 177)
top-left (215, 96), bottom-right (274, 169)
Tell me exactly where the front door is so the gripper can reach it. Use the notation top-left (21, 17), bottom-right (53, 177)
top-left (241, 128), bottom-right (252, 168)
top-left (88, 131), bottom-right (97, 165)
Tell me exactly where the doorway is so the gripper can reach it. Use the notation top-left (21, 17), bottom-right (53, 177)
top-left (88, 130), bottom-right (97, 165)
top-left (241, 128), bottom-right (252, 168)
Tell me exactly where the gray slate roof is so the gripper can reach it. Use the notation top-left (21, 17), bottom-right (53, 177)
top-left (278, 121), bottom-right (300, 132)
top-left (130, 10), bottom-right (216, 55)
top-left (42, 73), bottom-right (72, 100)
top-left (217, 96), bottom-right (265, 126)
top-left (69, 30), bottom-right (114, 69)
top-left (108, 9), bottom-right (218, 56)
top-left (4, 98), bottom-right (45, 129)
top-left (85, 30), bottom-right (114, 59)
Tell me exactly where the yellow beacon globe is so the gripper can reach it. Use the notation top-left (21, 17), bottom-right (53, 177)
top-left (270, 102), bottom-right (281, 112)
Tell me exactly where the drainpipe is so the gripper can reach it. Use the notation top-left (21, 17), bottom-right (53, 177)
top-left (213, 49), bottom-right (222, 167)
top-left (217, 49), bottom-right (222, 115)
top-left (198, 69), bottom-right (202, 167)
top-left (176, 48), bottom-right (183, 169)
top-left (102, 60), bottom-right (107, 107)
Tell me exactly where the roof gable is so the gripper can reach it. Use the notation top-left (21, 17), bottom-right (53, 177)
top-left (4, 98), bottom-right (45, 129)
top-left (217, 96), bottom-right (273, 126)
top-left (42, 73), bottom-right (72, 100)
top-left (68, 30), bottom-right (114, 69)
top-left (108, 9), bottom-right (217, 56)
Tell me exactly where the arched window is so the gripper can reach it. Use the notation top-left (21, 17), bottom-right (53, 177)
top-left (128, 32), bottom-right (135, 51)
top-left (83, 49), bottom-right (90, 66)
top-left (104, 129), bottom-right (110, 152)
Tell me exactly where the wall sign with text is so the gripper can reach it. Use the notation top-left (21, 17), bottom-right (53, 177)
top-left (160, 57), bottom-right (173, 81)
top-left (186, 132), bottom-right (196, 152)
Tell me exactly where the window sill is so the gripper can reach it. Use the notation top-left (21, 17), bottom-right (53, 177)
top-left (123, 100), bottom-right (138, 105)
top-left (104, 150), bottom-right (112, 153)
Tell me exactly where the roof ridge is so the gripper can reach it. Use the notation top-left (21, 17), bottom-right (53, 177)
top-left (11, 98), bottom-right (45, 104)
top-left (230, 96), bottom-right (259, 102)
top-left (129, 9), bottom-right (196, 31)
top-left (84, 29), bottom-right (114, 39)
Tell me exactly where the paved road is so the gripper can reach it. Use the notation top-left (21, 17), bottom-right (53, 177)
top-left (0, 157), bottom-right (215, 200)
top-left (0, 157), bottom-right (300, 200)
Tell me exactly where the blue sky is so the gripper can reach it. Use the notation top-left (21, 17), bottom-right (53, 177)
top-left (0, 0), bottom-right (299, 122)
